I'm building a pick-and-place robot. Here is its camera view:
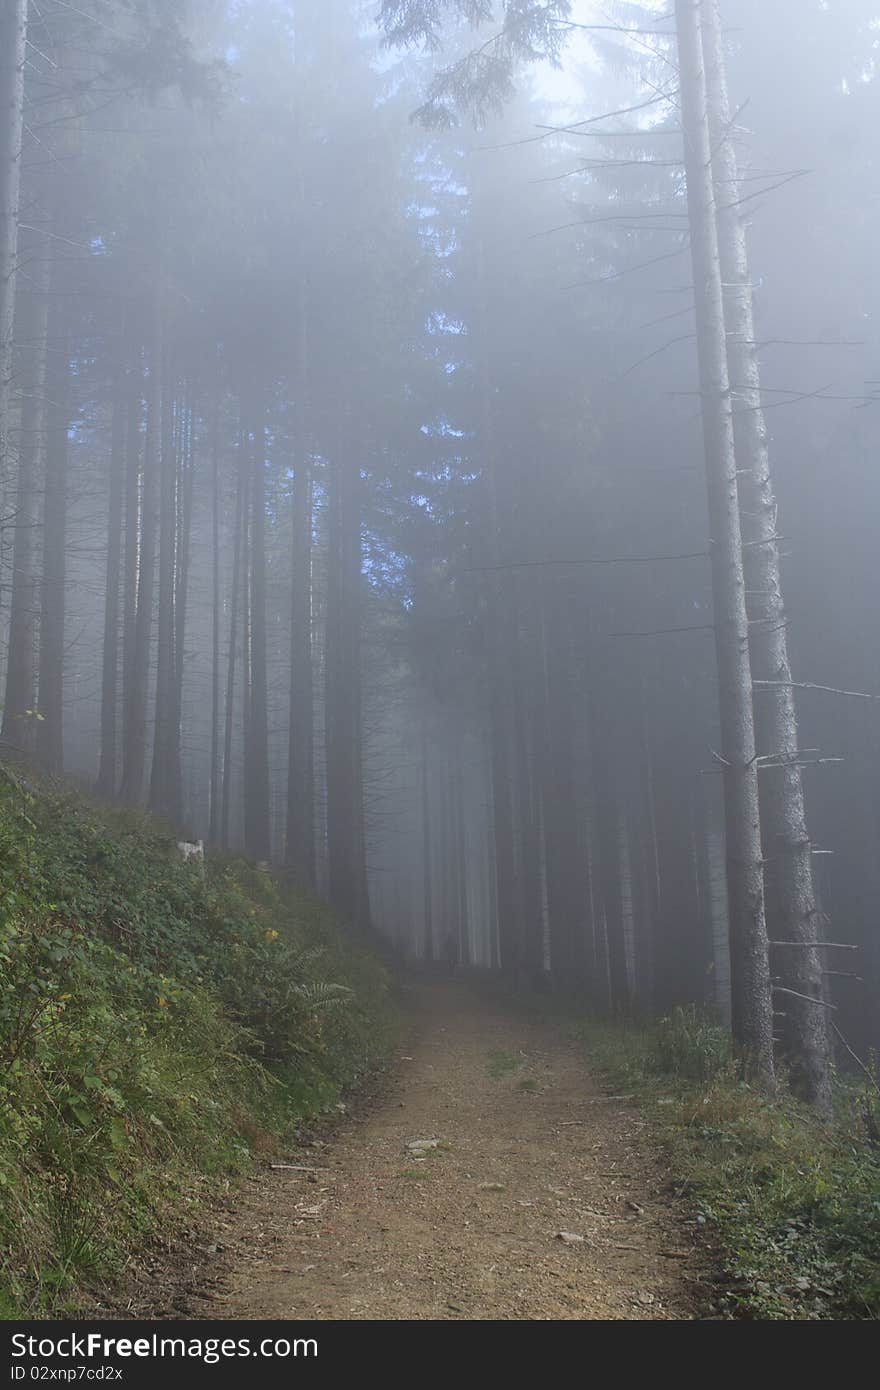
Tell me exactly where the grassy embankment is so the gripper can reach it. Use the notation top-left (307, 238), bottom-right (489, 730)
top-left (0, 771), bottom-right (395, 1316)
top-left (577, 1007), bottom-right (880, 1319)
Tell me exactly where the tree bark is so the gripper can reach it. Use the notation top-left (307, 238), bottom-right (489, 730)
top-left (286, 300), bottom-right (316, 886)
top-left (96, 339), bottom-right (127, 797)
top-left (121, 352), bottom-right (142, 784)
top-left (0, 0), bottom-right (26, 503)
top-left (245, 403), bottom-right (271, 861)
top-left (3, 233), bottom-right (49, 750)
top-left (172, 390), bottom-right (194, 819)
top-left (325, 447), bottom-right (370, 928)
top-left (701, 0), bottom-right (832, 1111)
top-left (149, 361), bottom-right (178, 824)
top-left (220, 447), bottom-right (245, 849)
top-left (209, 403), bottom-right (221, 843)
top-left (121, 290), bottom-right (161, 804)
top-left (421, 721), bottom-right (433, 961)
top-left (675, 0), bottom-right (774, 1083)
top-left (36, 303), bottom-right (69, 776)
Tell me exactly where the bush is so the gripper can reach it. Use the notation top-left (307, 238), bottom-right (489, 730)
top-left (651, 1005), bottom-right (733, 1085)
top-left (577, 1010), bottom-right (880, 1319)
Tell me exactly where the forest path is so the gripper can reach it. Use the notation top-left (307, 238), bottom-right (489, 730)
top-left (196, 981), bottom-right (707, 1320)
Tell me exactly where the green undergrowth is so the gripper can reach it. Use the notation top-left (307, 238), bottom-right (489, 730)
top-left (0, 771), bottom-right (395, 1317)
top-left (576, 1006), bottom-right (880, 1320)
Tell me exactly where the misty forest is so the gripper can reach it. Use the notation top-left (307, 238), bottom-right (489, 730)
top-left (1, 0), bottom-right (879, 1327)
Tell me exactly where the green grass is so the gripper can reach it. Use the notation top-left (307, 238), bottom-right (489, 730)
top-left (487, 1047), bottom-right (522, 1078)
top-left (0, 771), bottom-right (395, 1316)
top-left (576, 1006), bottom-right (880, 1320)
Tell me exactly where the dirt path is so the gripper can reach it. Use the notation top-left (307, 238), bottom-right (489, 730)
top-left (185, 982), bottom-right (708, 1320)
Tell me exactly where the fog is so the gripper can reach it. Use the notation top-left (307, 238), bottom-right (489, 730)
top-left (1, 0), bottom-right (878, 1104)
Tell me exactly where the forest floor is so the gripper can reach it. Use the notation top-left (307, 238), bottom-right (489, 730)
top-left (120, 979), bottom-right (711, 1320)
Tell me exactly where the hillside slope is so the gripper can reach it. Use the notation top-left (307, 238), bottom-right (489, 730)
top-left (0, 771), bottom-right (394, 1316)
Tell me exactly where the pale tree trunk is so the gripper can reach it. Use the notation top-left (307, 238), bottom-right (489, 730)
top-left (121, 291), bottom-right (161, 804)
top-left (149, 363), bottom-right (178, 823)
top-left (421, 721), bottom-right (433, 961)
top-left (3, 235), bottom-right (49, 750)
top-left (220, 452), bottom-right (245, 849)
top-left (454, 755), bottom-right (468, 964)
top-left (701, 0), bottom-right (832, 1112)
top-left (589, 643), bottom-right (629, 1012)
top-left (209, 404), bottom-right (221, 843)
top-left (122, 355), bottom-right (142, 776)
top-left (512, 593), bottom-right (542, 978)
top-left (173, 391), bottom-right (194, 820)
top-left (324, 445), bottom-right (370, 927)
top-left (539, 580), bottom-right (584, 982)
top-left (36, 301), bottom-right (69, 776)
top-left (96, 340), bottom-right (127, 796)
top-left (245, 405), bottom-right (271, 861)
top-left (475, 223), bottom-right (521, 974)
top-left (0, 0), bottom-right (26, 501)
top-left (287, 455), bottom-right (315, 882)
top-left (675, 0), bottom-right (774, 1083)
top-left (286, 275), bottom-right (315, 884)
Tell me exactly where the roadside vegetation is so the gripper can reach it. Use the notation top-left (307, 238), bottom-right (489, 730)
top-left (578, 1008), bottom-right (880, 1320)
top-left (0, 772), bottom-right (394, 1317)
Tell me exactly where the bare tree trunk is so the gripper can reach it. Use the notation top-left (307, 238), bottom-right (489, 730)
top-left (96, 340), bottom-right (127, 796)
top-left (149, 362), bottom-right (178, 823)
top-left (701, 0), bottom-right (832, 1112)
top-left (3, 234), bottom-right (49, 750)
top-left (209, 403), bottom-right (221, 843)
top-left (36, 305), bottom-right (69, 776)
top-left (325, 446), bottom-right (370, 928)
top-left (540, 578), bottom-right (584, 983)
top-left (285, 123), bottom-right (316, 884)
top-left (286, 457), bottom-right (315, 882)
top-left (512, 594), bottom-right (543, 978)
top-left (220, 450), bottom-right (245, 849)
top-left (245, 404), bottom-right (271, 861)
top-left (421, 721), bottom-right (433, 961)
top-left (588, 631), bottom-right (629, 1011)
top-left (454, 754), bottom-right (469, 965)
top-left (121, 291), bottom-right (161, 804)
top-left (675, 0), bottom-right (774, 1083)
top-left (0, 0), bottom-right (26, 500)
top-left (286, 310), bottom-right (316, 885)
top-left (172, 389), bottom-right (194, 821)
top-left (122, 352), bottom-right (142, 783)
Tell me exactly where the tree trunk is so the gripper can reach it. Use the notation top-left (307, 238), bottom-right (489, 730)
top-left (701, 0), bottom-right (832, 1112)
top-left (587, 626), bottom-right (629, 1011)
top-left (96, 341), bottom-right (127, 797)
top-left (121, 291), bottom-right (161, 804)
top-left (221, 449), bottom-right (245, 849)
top-left (286, 459), bottom-right (315, 883)
top-left (0, 0), bottom-right (26, 501)
top-left (325, 447), bottom-right (370, 928)
top-left (3, 234), bottom-right (50, 750)
top-left (421, 721), bottom-right (433, 961)
top-left (172, 390), bottom-right (194, 820)
top-left (209, 404), bottom-right (221, 843)
top-left (245, 404), bottom-right (271, 861)
top-left (122, 352), bottom-right (142, 783)
top-left (149, 363), bottom-right (178, 824)
top-left (675, 0), bottom-right (774, 1083)
top-left (36, 306), bottom-right (69, 776)
top-left (540, 579), bottom-right (585, 983)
